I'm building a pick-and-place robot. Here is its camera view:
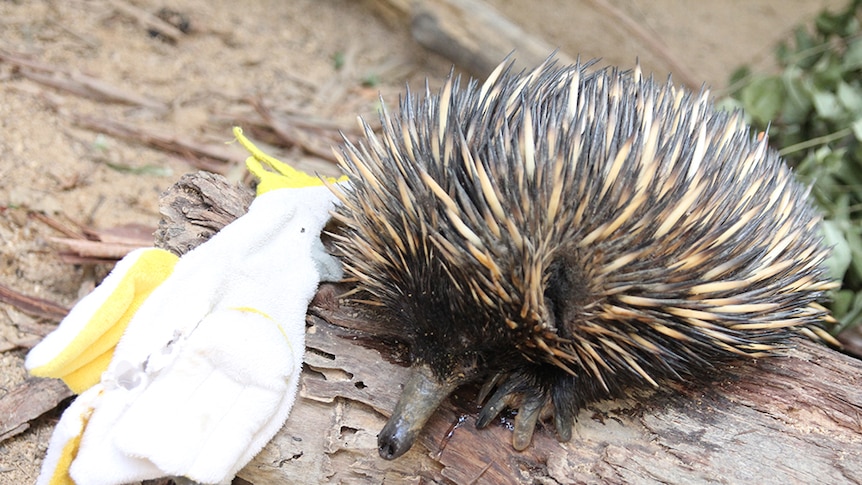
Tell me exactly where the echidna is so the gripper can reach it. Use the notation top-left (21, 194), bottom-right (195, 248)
top-left (326, 58), bottom-right (838, 460)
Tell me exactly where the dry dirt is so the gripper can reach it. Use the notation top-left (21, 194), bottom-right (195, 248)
top-left (0, 0), bottom-right (847, 483)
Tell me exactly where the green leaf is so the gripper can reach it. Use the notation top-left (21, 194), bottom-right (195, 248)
top-left (844, 225), bottom-right (862, 282)
top-left (821, 220), bottom-right (852, 281)
top-left (724, 0), bottom-right (862, 335)
top-left (812, 90), bottom-right (844, 120)
top-left (831, 289), bottom-right (854, 319)
top-left (812, 54), bottom-right (845, 88)
top-left (843, 37), bottom-right (862, 71)
top-left (815, 9), bottom-right (846, 36)
top-left (828, 289), bottom-right (862, 334)
top-left (739, 76), bottom-right (784, 125)
top-left (780, 68), bottom-right (813, 124)
top-left (728, 66), bottom-right (750, 85)
top-left (362, 73), bottom-right (380, 87)
top-left (794, 26), bottom-right (816, 53)
top-left (726, 66), bottom-right (751, 96)
top-left (819, 145), bottom-right (848, 173)
top-left (852, 118), bottom-right (862, 142)
top-left (834, 290), bottom-right (862, 335)
top-left (776, 41), bottom-right (793, 66)
top-left (714, 97), bottom-right (745, 117)
top-left (837, 81), bottom-right (862, 114)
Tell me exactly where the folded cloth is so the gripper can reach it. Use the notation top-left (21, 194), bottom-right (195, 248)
top-left (26, 128), bottom-right (344, 485)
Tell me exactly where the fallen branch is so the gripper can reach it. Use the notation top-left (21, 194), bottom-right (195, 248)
top-left (247, 304), bottom-right (862, 484)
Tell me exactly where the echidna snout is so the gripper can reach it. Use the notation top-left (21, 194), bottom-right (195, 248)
top-left (329, 58), bottom-right (838, 459)
top-left (377, 363), bottom-right (461, 459)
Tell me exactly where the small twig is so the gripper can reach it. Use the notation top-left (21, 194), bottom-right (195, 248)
top-left (466, 459), bottom-right (495, 485)
top-left (81, 224), bottom-right (155, 246)
top-left (0, 50), bottom-right (59, 73)
top-left (0, 50), bottom-right (167, 110)
top-left (779, 127), bottom-right (853, 156)
top-left (28, 212), bottom-right (87, 240)
top-left (19, 70), bottom-right (168, 111)
top-left (211, 110), bottom-right (366, 138)
top-left (32, 211), bottom-right (154, 262)
top-left (278, 111), bottom-right (362, 134)
top-left (46, 17), bottom-right (101, 49)
top-left (50, 237), bottom-right (145, 261)
top-left (249, 99), bottom-right (341, 164)
top-left (73, 115), bottom-right (244, 173)
top-left (106, 0), bottom-right (187, 43)
top-left (0, 285), bottom-right (69, 321)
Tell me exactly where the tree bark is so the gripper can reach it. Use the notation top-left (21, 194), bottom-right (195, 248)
top-left (158, 172), bottom-right (862, 485)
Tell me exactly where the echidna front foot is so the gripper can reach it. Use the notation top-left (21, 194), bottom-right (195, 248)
top-left (476, 369), bottom-right (578, 449)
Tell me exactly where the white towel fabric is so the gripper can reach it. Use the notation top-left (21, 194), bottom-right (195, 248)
top-left (29, 184), bottom-right (342, 485)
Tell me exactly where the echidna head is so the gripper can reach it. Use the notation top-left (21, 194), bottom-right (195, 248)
top-left (328, 58), bottom-right (837, 460)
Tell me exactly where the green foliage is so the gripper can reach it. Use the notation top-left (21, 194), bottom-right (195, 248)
top-left (726, 0), bottom-right (862, 334)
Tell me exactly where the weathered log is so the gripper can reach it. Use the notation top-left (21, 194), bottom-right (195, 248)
top-left (156, 172), bottom-right (862, 485)
top-left (155, 171), bottom-right (255, 256)
top-left (365, 0), bottom-right (574, 78)
top-left (364, 0), bottom-right (700, 89)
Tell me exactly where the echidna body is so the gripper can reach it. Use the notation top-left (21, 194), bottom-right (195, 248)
top-left (328, 59), bottom-right (837, 460)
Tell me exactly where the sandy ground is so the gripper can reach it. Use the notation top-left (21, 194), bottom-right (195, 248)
top-left (0, 0), bottom-right (847, 483)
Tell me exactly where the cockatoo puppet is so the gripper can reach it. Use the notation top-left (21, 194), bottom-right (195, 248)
top-left (25, 128), bottom-right (345, 485)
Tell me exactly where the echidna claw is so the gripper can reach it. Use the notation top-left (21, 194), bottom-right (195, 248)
top-left (475, 373), bottom-right (522, 429)
top-left (476, 376), bottom-right (546, 450)
top-left (474, 393), bottom-right (508, 429)
top-left (512, 393), bottom-right (544, 450)
top-left (553, 405), bottom-right (574, 442)
top-left (476, 371), bottom-right (504, 405)
top-left (477, 370), bottom-right (576, 448)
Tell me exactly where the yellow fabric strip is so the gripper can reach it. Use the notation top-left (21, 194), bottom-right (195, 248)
top-left (229, 306), bottom-right (273, 321)
top-left (233, 127), bottom-right (346, 194)
top-left (227, 306), bottom-right (295, 358)
top-left (47, 432), bottom-right (81, 485)
top-left (46, 404), bottom-right (93, 485)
